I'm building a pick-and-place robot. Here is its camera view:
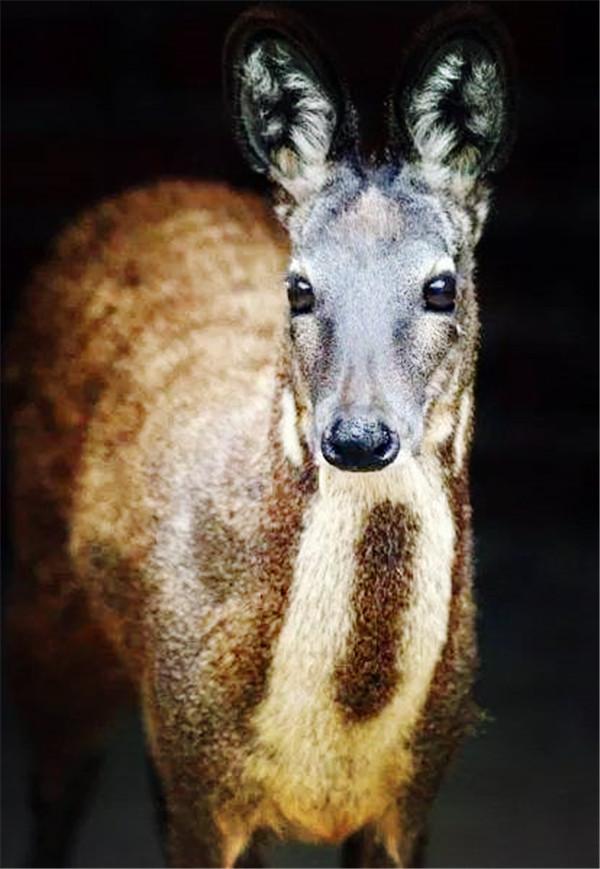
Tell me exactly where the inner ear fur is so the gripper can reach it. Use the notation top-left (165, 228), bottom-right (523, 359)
top-left (224, 5), bottom-right (356, 191)
top-left (389, 5), bottom-right (516, 179)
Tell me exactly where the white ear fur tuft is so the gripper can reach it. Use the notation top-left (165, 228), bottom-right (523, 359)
top-left (406, 44), bottom-right (506, 186)
top-left (392, 15), bottom-right (514, 202)
top-left (235, 35), bottom-right (339, 202)
top-left (407, 50), bottom-right (464, 166)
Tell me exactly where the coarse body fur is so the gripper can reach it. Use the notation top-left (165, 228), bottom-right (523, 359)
top-left (6, 178), bottom-right (476, 868)
top-left (6, 7), bottom-right (513, 868)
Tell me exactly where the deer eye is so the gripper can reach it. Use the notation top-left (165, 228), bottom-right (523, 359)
top-left (287, 274), bottom-right (315, 315)
top-left (423, 273), bottom-right (456, 313)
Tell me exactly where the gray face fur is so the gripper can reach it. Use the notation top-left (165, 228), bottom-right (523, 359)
top-left (228, 11), bottom-right (511, 469)
top-left (285, 161), bottom-right (477, 465)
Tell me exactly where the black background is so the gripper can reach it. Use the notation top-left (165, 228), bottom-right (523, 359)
top-left (2, 2), bottom-right (598, 867)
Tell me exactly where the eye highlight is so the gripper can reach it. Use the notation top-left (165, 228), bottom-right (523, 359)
top-left (423, 273), bottom-right (456, 313)
top-left (286, 274), bottom-right (315, 315)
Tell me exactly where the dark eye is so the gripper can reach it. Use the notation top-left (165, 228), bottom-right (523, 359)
top-left (423, 273), bottom-right (456, 313)
top-left (287, 274), bottom-right (315, 315)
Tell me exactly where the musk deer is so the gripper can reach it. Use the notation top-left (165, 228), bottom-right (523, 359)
top-left (6, 5), bottom-right (514, 867)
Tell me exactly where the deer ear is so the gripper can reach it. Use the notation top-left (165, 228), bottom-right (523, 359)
top-left (225, 8), bottom-right (354, 203)
top-left (390, 11), bottom-right (515, 192)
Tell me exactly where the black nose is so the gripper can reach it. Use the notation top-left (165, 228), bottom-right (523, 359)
top-left (321, 416), bottom-right (400, 472)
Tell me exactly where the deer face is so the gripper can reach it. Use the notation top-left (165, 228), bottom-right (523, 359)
top-left (283, 164), bottom-right (471, 472)
top-left (226, 8), bottom-right (514, 472)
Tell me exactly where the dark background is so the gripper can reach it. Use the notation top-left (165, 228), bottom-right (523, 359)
top-left (2, 2), bottom-right (598, 867)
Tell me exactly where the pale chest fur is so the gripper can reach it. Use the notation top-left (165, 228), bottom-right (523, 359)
top-left (243, 457), bottom-right (455, 844)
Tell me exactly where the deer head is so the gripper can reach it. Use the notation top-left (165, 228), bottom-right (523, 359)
top-left (225, 6), bottom-right (514, 473)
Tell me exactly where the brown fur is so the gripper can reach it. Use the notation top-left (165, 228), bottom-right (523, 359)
top-left (6, 182), bottom-right (480, 867)
top-left (335, 503), bottom-right (420, 722)
top-left (5, 171), bottom-right (486, 869)
top-left (7, 180), bottom-right (292, 863)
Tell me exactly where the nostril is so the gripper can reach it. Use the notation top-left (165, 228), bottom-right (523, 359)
top-left (372, 425), bottom-right (392, 457)
top-left (329, 419), bottom-right (343, 443)
top-left (373, 426), bottom-right (399, 462)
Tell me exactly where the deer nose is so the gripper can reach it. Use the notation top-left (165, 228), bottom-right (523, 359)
top-left (321, 416), bottom-right (400, 472)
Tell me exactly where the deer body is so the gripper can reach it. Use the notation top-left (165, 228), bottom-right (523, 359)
top-left (7, 8), bottom-right (512, 867)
